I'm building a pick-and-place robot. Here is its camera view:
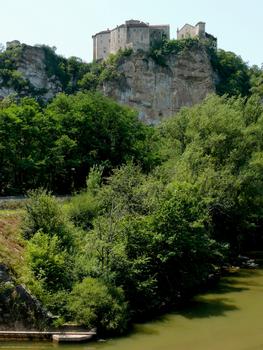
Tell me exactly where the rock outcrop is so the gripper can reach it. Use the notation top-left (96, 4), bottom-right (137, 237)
top-left (16, 44), bottom-right (62, 100)
top-left (0, 264), bottom-right (50, 330)
top-left (0, 41), bottom-right (62, 101)
top-left (0, 41), bottom-right (215, 124)
top-left (102, 46), bottom-right (215, 124)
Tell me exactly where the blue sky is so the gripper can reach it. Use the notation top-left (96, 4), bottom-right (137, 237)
top-left (1, 0), bottom-right (262, 66)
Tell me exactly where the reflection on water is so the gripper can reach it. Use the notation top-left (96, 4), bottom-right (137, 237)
top-left (1, 269), bottom-right (263, 350)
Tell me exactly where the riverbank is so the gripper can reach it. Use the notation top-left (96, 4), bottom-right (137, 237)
top-left (0, 330), bottom-right (96, 342)
top-left (0, 268), bottom-right (262, 350)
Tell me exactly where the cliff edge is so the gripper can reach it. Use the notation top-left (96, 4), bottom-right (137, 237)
top-left (0, 40), bottom-right (215, 123)
top-left (102, 45), bottom-right (215, 124)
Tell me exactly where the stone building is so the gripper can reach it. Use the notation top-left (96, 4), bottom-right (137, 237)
top-left (177, 22), bottom-right (217, 48)
top-left (177, 22), bottom-right (206, 39)
top-left (92, 20), bottom-right (170, 61)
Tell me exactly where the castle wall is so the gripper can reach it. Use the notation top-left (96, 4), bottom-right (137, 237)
top-left (126, 26), bottom-right (150, 52)
top-left (150, 25), bottom-right (170, 44)
top-left (92, 20), bottom-right (171, 61)
top-left (93, 31), bottom-right (110, 61)
top-left (110, 26), bottom-right (127, 54)
top-left (177, 22), bottom-right (206, 40)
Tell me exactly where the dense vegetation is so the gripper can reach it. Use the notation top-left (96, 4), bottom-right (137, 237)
top-left (1, 39), bottom-right (263, 335)
top-left (19, 93), bottom-right (263, 334)
top-left (0, 92), bottom-right (154, 194)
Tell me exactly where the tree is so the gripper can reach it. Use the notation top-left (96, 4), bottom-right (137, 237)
top-left (212, 49), bottom-right (251, 96)
top-left (158, 94), bottom-right (263, 251)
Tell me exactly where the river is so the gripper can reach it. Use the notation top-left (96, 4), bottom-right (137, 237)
top-left (1, 268), bottom-right (263, 350)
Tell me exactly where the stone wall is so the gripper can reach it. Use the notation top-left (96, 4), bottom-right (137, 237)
top-left (110, 26), bottom-right (128, 54)
top-left (126, 26), bottom-right (150, 52)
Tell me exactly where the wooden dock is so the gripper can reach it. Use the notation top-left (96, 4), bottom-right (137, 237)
top-left (0, 330), bottom-right (96, 342)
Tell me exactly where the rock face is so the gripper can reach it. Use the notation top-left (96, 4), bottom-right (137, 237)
top-left (17, 45), bottom-right (62, 100)
top-left (0, 42), bottom-right (62, 101)
top-left (0, 264), bottom-right (50, 330)
top-left (0, 41), bottom-right (215, 124)
top-left (102, 46), bottom-right (215, 124)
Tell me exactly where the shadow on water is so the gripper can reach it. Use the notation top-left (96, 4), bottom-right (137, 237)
top-left (179, 297), bottom-right (239, 319)
top-left (233, 268), bottom-right (262, 278)
top-left (208, 281), bottom-right (249, 294)
top-left (131, 296), bottom-right (239, 337)
top-left (221, 269), bottom-right (263, 288)
top-left (133, 277), bottom-right (245, 333)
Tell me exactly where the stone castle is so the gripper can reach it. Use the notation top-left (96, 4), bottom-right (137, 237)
top-left (92, 20), bottom-right (170, 61)
top-left (93, 20), bottom-right (215, 61)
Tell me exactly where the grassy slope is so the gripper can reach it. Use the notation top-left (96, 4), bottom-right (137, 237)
top-left (0, 210), bottom-right (25, 272)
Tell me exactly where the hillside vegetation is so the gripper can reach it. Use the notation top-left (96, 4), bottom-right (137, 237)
top-left (0, 38), bottom-right (263, 335)
top-left (18, 93), bottom-right (263, 334)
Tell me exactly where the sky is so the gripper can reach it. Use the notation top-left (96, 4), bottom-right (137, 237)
top-left (1, 0), bottom-right (262, 66)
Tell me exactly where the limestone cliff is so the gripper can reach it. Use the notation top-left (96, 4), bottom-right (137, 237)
top-left (0, 41), bottom-right (215, 124)
top-left (102, 45), bottom-right (215, 124)
top-left (16, 44), bottom-right (63, 100)
top-left (0, 41), bottom-right (62, 101)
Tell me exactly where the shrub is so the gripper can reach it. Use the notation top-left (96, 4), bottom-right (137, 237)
top-left (23, 189), bottom-right (74, 248)
top-left (68, 277), bottom-right (128, 334)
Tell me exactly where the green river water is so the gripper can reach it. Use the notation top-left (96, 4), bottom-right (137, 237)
top-left (1, 268), bottom-right (263, 350)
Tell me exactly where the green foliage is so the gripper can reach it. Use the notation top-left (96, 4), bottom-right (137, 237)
top-left (249, 64), bottom-right (263, 98)
top-left (23, 189), bottom-right (74, 247)
top-left (158, 94), bottom-right (263, 251)
top-left (21, 96), bottom-right (256, 332)
top-left (98, 48), bottom-right (133, 83)
top-left (68, 277), bottom-right (128, 334)
top-left (0, 98), bottom-right (45, 194)
top-left (40, 45), bottom-right (68, 86)
top-left (67, 192), bottom-right (100, 230)
top-left (0, 92), bottom-right (155, 194)
top-left (22, 190), bottom-right (76, 316)
top-left (9, 40), bottom-right (262, 336)
top-left (212, 49), bottom-right (251, 96)
top-left (74, 163), bottom-right (225, 320)
top-left (149, 37), bottom-right (200, 66)
top-left (78, 72), bottom-right (99, 91)
top-left (25, 231), bottom-right (73, 292)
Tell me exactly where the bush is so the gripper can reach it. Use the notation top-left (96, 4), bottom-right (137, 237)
top-left (25, 231), bottom-right (73, 292)
top-left (67, 192), bottom-right (99, 230)
top-left (68, 277), bottom-right (128, 334)
top-left (23, 189), bottom-right (74, 248)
